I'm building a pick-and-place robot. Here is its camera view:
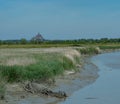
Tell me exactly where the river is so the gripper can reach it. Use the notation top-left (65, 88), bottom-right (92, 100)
top-left (59, 51), bottom-right (120, 104)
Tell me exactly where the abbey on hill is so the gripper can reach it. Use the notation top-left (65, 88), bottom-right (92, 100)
top-left (31, 33), bottom-right (45, 42)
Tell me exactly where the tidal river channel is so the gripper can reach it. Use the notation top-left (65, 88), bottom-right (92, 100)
top-left (59, 51), bottom-right (120, 104)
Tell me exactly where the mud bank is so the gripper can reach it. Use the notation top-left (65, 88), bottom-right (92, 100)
top-left (0, 56), bottom-right (99, 104)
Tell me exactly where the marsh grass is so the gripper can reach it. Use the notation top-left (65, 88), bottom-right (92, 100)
top-left (77, 47), bottom-right (99, 55)
top-left (0, 66), bottom-right (23, 82)
top-left (99, 45), bottom-right (120, 49)
top-left (0, 49), bottom-right (81, 82)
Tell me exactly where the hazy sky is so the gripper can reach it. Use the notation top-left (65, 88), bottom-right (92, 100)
top-left (0, 0), bottom-right (120, 40)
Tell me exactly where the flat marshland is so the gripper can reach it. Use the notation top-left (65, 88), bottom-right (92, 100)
top-left (0, 46), bottom-right (107, 84)
top-left (0, 48), bottom-right (81, 82)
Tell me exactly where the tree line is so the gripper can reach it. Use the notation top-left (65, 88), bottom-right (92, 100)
top-left (0, 38), bottom-right (120, 45)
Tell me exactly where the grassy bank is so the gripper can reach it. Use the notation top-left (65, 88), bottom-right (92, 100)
top-left (0, 45), bottom-right (116, 84)
top-left (76, 47), bottom-right (100, 55)
top-left (0, 48), bottom-right (81, 82)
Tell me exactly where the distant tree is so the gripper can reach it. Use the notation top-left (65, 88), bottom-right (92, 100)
top-left (20, 38), bottom-right (27, 44)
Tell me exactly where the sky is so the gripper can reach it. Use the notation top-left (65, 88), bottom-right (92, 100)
top-left (0, 0), bottom-right (120, 40)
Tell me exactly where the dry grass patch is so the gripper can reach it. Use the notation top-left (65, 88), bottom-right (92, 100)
top-left (5, 57), bottom-right (36, 66)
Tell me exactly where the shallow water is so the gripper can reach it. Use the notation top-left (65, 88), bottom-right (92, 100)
top-left (59, 51), bottom-right (120, 104)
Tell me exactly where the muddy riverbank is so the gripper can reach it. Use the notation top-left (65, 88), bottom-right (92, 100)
top-left (0, 56), bottom-right (99, 104)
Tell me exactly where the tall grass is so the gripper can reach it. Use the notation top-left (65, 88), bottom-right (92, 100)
top-left (0, 51), bottom-right (80, 82)
top-left (76, 47), bottom-right (100, 55)
top-left (0, 66), bottom-right (23, 82)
